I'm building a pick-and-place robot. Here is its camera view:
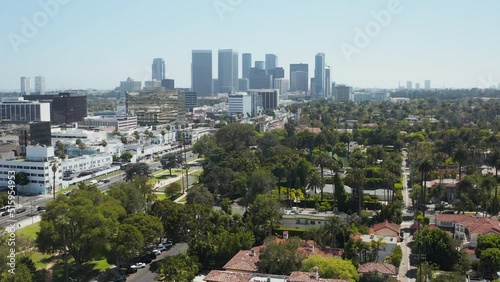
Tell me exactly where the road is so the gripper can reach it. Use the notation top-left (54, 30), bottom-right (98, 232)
top-left (399, 150), bottom-right (417, 282)
top-left (126, 243), bottom-right (188, 282)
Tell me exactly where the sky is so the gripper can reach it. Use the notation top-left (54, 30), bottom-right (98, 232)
top-left (1, 0), bottom-right (499, 91)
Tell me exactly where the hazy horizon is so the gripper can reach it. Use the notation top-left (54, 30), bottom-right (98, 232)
top-left (1, 0), bottom-right (499, 91)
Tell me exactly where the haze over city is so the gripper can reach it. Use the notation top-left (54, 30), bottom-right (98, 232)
top-left (1, 0), bottom-right (500, 90)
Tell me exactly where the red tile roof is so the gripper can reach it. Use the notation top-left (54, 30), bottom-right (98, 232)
top-left (436, 214), bottom-right (500, 235)
top-left (358, 262), bottom-right (397, 275)
top-left (204, 270), bottom-right (253, 282)
top-left (288, 271), bottom-right (349, 282)
top-left (371, 220), bottom-right (400, 234)
top-left (223, 249), bottom-right (260, 272)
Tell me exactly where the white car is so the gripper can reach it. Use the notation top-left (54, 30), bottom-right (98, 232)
top-left (152, 249), bottom-right (161, 255)
top-left (131, 262), bottom-right (146, 269)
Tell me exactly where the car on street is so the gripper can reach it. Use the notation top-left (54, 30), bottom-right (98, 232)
top-left (1, 210), bottom-right (11, 216)
top-left (163, 240), bottom-right (173, 248)
top-left (103, 178), bottom-right (111, 183)
top-left (130, 262), bottom-right (146, 269)
top-left (16, 207), bottom-right (27, 214)
top-left (97, 181), bottom-right (104, 186)
top-left (37, 206), bottom-right (46, 211)
top-left (156, 244), bottom-right (167, 251)
top-left (152, 249), bottom-right (161, 255)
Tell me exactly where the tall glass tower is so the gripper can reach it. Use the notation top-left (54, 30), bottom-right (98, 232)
top-left (191, 50), bottom-right (212, 96)
top-left (314, 53), bottom-right (325, 98)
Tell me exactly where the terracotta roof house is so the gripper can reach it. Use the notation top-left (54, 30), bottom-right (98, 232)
top-left (435, 214), bottom-right (500, 247)
top-left (358, 262), bottom-right (398, 280)
top-left (287, 271), bottom-right (349, 282)
top-left (223, 248), bottom-right (261, 273)
top-left (204, 270), bottom-right (253, 282)
top-left (370, 220), bottom-right (400, 238)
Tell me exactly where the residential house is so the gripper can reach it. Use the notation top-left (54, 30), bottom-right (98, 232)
top-left (435, 214), bottom-right (500, 248)
top-left (358, 262), bottom-right (398, 280)
top-left (370, 220), bottom-right (400, 239)
top-left (359, 234), bottom-right (398, 262)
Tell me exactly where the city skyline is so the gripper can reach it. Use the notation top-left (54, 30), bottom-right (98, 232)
top-left (1, 0), bottom-right (500, 90)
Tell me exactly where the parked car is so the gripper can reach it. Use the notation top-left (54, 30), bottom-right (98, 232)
top-left (103, 178), bottom-right (111, 183)
top-left (163, 240), bottom-right (173, 248)
top-left (1, 210), bottom-right (10, 216)
top-left (130, 262), bottom-right (146, 269)
top-left (156, 244), bottom-right (167, 251)
top-left (97, 181), bottom-right (104, 186)
top-left (147, 252), bottom-right (158, 260)
top-left (140, 256), bottom-right (152, 264)
top-left (152, 249), bottom-right (161, 255)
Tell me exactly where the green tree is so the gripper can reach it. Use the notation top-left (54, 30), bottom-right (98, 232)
top-left (160, 154), bottom-right (181, 175)
top-left (307, 170), bottom-right (324, 199)
top-left (247, 169), bottom-right (276, 203)
top-left (301, 255), bottom-right (359, 282)
top-left (186, 186), bottom-right (214, 206)
top-left (192, 135), bottom-right (219, 157)
top-left (220, 197), bottom-right (232, 214)
top-left (165, 182), bottom-right (181, 199)
top-left (14, 172), bottom-right (29, 193)
top-left (120, 151), bottom-right (133, 162)
top-left (475, 234), bottom-right (500, 258)
top-left (157, 254), bottom-right (200, 282)
top-left (123, 213), bottom-right (164, 247)
top-left (432, 272), bottom-right (465, 282)
top-left (257, 237), bottom-right (306, 275)
top-left (478, 248), bottom-right (500, 279)
top-left (125, 163), bottom-right (150, 181)
top-left (412, 228), bottom-right (460, 271)
top-left (120, 136), bottom-right (128, 144)
top-left (106, 224), bottom-right (144, 266)
top-left (387, 245), bottom-right (402, 267)
top-left (334, 173), bottom-right (348, 211)
top-left (36, 186), bottom-right (126, 267)
top-left (246, 194), bottom-right (282, 243)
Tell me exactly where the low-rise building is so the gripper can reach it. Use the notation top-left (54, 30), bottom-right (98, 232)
top-left (435, 214), bottom-right (500, 248)
top-left (359, 234), bottom-right (398, 262)
top-left (358, 262), bottom-right (398, 280)
top-left (61, 153), bottom-right (113, 174)
top-left (0, 146), bottom-right (62, 195)
top-left (370, 220), bottom-right (401, 238)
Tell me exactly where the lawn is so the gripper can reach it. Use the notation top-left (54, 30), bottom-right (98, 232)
top-left (17, 222), bottom-right (40, 240)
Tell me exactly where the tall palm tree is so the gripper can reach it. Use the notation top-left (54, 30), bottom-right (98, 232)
top-left (314, 152), bottom-right (332, 201)
top-left (485, 148), bottom-right (500, 215)
top-left (452, 144), bottom-right (468, 180)
top-left (480, 175), bottom-right (496, 217)
top-left (418, 158), bottom-right (434, 217)
top-left (272, 162), bottom-right (286, 201)
top-left (307, 170), bottom-right (324, 198)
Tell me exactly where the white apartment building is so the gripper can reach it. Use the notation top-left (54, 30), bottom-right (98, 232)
top-left (0, 97), bottom-right (51, 122)
top-left (0, 146), bottom-right (62, 195)
top-left (228, 93), bottom-right (252, 116)
top-left (61, 153), bottom-right (113, 173)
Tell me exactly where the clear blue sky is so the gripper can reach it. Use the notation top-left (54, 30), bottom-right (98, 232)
top-left (1, 0), bottom-right (499, 91)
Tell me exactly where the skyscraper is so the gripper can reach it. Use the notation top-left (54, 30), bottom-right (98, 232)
top-left (290, 64), bottom-right (309, 92)
top-left (425, 80), bottom-right (431, 90)
top-left (191, 50), bottom-right (213, 97)
top-left (152, 58), bottom-right (165, 81)
top-left (242, 53), bottom-right (252, 79)
top-left (35, 76), bottom-right (46, 95)
top-left (314, 53), bottom-right (326, 98)
top-left (249, 68), bottom-right (272, 89)
top-left (415, 82), bottom-right (420, 90)
top-left (20, 77), bottom-right (31, 95)
top-left (406, 81), bottom-right (413, 90)
top-left (325, 66), bottom-right (331, 97)
top-left (218, 49), bottom-right (238, 93)
top-left (265, 54), bottom-right (277, 71)
top-left (255, 61), bottom-right (265, 70)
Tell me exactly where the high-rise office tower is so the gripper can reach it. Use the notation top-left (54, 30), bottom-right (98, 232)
top-left (161, 79), bottom-right (175, 90)
top-left (120, 77), bottom-right (142, 96)
top-left (335, 85), bottom-right (353, 102)
top-left (406, 81), bottom-right (413, 90)
top-left (191, 50), bottom-right (213, 97)
top-left (152, 58), bottom-right (166, 81)
top-left (242, 53), bottom-right (252, 79)
top-left (314, 53), bottom-right (326, 98)
top-left (20, 77), bottom-right (31, 95)
top-left (218, 49), bottom-right (238, 93)
top-left (265, 54), bottom-right (277, 71)
top-left (415, 83), bottom-right (421, 90)
top-left (425, 80), bottom-right (431, 90)
top-left (212, 79), bottom-right (219, 95)
top-left (325, 66), bottom-right (331, 97)
top-left (239, 78), bottom-right (249, 91)
top-left (290, 64), bottom-right (309, 92)
top-left (249, 68), bottom-right (272, 89)
top-left (255, 61), bottom-right (265, 70)
top-left (274, 78), bottom-right (290, 99)
top-left (35, 76), bottom-right (46, 95)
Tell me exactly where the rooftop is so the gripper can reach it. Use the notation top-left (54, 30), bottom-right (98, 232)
top-left (287, 271), bottom-right (349, 282)
top-left (358, 262), bottom-right (397, 275)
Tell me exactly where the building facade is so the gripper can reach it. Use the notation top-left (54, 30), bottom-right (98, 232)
top-left (314, 53), bottom-right (325, 98)
top-left (228, 93), bottom-right (252, 116)
top-left (0, 97), bottom-right (51, 123)
top-left (242, 53), bottom-right (252, 79)
top-left (35, 76), bottom-right (46, 95)
top-left (335, 84), bottom-right (353, 102)
top-left (265, 54), bottom-right (277, 71)
top-left (218, 49), bottom-right (238, 93)
top-left (289, 64), bottom-right (308, 92)
top-left (20, 77), bottom-right (31, 95)
top-left (191, 50), bottom-right (212, 97)
top-left (152, 58), bottom-right (166, 81)
top-left (120, 78), bottom-right (142, 96)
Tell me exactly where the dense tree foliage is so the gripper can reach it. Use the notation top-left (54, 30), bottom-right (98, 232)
top-left (301, 255), bottom-right (359, 282)
top-left (257, 237), bottom-right (306, 275)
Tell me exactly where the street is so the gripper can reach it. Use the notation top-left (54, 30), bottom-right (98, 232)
top-left (399, 150), bottom-right (416, 282)
top-left (126, 243), bottom-right (188, 282)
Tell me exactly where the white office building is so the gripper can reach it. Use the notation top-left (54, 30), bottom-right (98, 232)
top-left (61, 153), bottom-right (113, 174)
top-left (144, 80), bottom-right (162, 88)
top-left (0, 146), bottom-right (62, 195)
top-left (20, 77), bottom-right (31, 95)
top-left (274, 78), bottom-right (290, 100)
top-left (35, 76), bottom-right (46, 95)
top-left (0, 97), bottom-right (51, 122)
top-left (228, 93), bottom-right (252, 116)
top-left (119, 78), bottom-right (142, 96)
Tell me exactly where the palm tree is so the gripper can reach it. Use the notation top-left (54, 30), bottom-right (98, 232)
top-left (307, 170), bottom-right (324, 197)
top-left (480, 175), bottom-right (496, 217)
top-left (452, 144), bottom-right (468, 180)
top-left (161, 130), bottom-right (166, 144)
top-left (272, 162), bottom-right (286, 201)
top-left (485, 148), bottom-right (500, 215)
top-left (418, 158), bottom-right (434, 217)
top-left (314, 152), bottom-right (333, 200)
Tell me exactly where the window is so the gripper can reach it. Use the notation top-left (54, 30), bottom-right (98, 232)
top-left (310, 221), bottom-right (315, 225)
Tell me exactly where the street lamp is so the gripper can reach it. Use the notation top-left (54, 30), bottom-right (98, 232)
top-left (52, 163), bottom-right (57, 200)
